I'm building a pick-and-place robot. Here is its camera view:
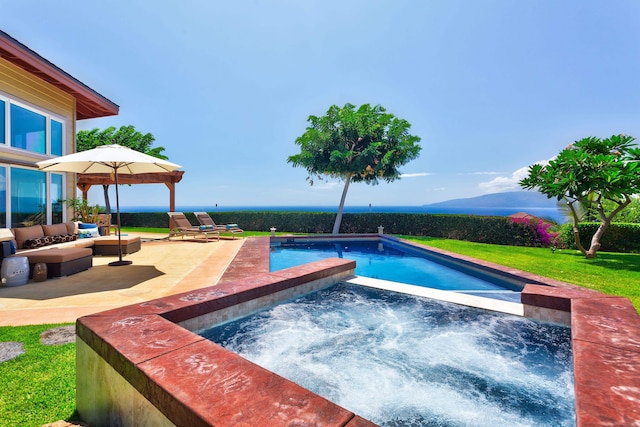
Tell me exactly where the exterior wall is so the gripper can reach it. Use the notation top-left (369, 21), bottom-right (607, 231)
top-left (0, 55), bottom-right (76, 224)
top-left (0, 55), bottom-right (76, 121)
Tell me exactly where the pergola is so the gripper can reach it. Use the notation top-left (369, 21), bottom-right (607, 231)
top-left (76, 170), bottom-right (184, 212)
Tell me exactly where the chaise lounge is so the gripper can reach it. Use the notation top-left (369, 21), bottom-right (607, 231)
top-left (167, 212), bottom-right (220, 242)
top-left (194, 211), bottom-right (244, 239)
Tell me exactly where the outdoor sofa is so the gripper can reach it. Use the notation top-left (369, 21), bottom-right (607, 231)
top-left (2, 222), bottom-right (141, 279)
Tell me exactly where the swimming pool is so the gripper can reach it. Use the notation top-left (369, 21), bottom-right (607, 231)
top-left (76, 237), bottom-right (638, 426)
top-left (202, 282), bottom-right (575, 426)
top-left (271, 238), bottom-right (523, 302)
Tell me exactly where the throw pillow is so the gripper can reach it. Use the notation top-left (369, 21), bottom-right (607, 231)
top-left (24, 238), bottom-right (44, 249)
top-left (78, 223), bottom-right (98, 229)
top-left (78, 229), bottom-right (100, 239)
top-left (77, 229), bottom-right (92, 239)
top-left (60, 234), bottom-right (77, 242)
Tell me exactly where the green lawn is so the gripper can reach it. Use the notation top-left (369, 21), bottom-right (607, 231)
top-left (0, 324), bottom-right (79, 427)
top-left (2, 232), bottom-right (637, 425)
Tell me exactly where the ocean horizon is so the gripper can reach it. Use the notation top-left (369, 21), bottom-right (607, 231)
top-left (121, 205), bottom-right (566, 223)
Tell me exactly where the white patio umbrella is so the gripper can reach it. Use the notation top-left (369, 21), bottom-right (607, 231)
top-left (37, 143), bottom-right (182, 266)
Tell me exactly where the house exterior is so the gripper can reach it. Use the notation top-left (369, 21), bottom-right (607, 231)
top-left (0, 29), bottom-right (118, 228)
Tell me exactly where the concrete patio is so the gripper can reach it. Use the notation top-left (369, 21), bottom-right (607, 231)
top-left (0, 233), bottom-right (245, 326)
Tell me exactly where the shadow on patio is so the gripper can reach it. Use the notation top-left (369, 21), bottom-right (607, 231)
top-left (0, 265), bottom-right (165, 300)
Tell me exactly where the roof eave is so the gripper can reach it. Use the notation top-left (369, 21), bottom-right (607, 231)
top-left (0, 29), bottom-right (119, 120)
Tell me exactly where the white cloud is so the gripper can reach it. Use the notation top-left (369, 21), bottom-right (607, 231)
top-left (400, 172), bottom-right (432, 178)
top-left (312, 181), bottom-right (341, 191)
top-left (478, 159), bottom-right (551, 194)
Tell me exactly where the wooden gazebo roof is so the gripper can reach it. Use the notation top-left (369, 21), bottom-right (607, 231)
top-left (76, 171), bottom-right (184, 212)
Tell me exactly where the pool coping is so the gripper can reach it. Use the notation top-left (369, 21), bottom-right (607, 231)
top-left (76, 235), bottom-right (640, 426)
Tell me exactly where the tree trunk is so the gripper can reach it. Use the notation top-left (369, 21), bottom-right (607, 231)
top-left (585, 197), bottom-right (631, 258)
top-left (332, 173), bottom-right (353, 234)
top-left (102, 185), bottom-right (111, 215)
top-left (585, 222), bottom-right (607, 258)
top-left (567, 200), bottom-right (588, 256)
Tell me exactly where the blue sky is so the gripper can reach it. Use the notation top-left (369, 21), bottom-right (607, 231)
top-left (2, 1), bottom-right (640, 208)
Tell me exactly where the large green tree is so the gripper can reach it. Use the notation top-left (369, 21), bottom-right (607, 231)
top-left (76, 125), bottom-right (168, 214)
top-left (520, 134), bottom-right (640, 258)
top-left (288, 103), bottom-right (421, 234)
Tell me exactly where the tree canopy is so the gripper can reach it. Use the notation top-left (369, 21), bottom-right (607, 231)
top-left (76, 125), bottom-right (168, 213)
top-left (520, 134), bottom-right (640, 257)
top-left (288, 103), bottom-right (421, 233)
top-left (76, 125), bottom-right (167, 159)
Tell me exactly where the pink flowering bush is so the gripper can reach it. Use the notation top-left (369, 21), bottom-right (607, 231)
top-left (510, 217), bottom-right (561, 247)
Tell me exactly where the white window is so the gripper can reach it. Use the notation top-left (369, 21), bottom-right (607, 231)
top-left (0, 93), bottom-right (67, 156)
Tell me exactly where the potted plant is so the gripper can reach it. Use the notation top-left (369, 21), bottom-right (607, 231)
top-left (64, 198), bottom-right (101, 224)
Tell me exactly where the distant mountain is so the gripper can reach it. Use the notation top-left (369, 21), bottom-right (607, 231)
top-left (424, 191), bottom-right (558, 209)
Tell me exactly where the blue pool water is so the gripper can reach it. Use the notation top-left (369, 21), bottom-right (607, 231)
top-left (270, 240), bottom-right (522, 301)
top-left (202, 283), bottom-right (575, 426)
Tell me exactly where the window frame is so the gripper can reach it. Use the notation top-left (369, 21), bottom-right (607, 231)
top-left (0, 92), bottom-right (68, 156)
top-left (0, 98), bottom-right (6, 146)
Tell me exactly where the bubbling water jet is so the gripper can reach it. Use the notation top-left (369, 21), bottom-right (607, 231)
top-left (203, 283), bottom-right (574, 427)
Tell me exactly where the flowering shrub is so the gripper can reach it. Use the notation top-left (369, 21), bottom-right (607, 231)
top-left (510, 217), bottom-right (560, 247)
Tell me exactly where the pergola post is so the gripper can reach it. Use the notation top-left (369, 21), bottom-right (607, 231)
top-left (78, 183), bottom-right (91, 201)
top-left (164, 181), bottom-right (176, 213)
top-left (165, 181), bottom-right (176, 231)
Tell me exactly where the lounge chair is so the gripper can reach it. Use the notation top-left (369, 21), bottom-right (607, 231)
top-left (95, 213), bottom-right (119, 236)
top-left (168, 212), bottom-right (219, 242)
top-left (194, 211), bottom-right (244, 239)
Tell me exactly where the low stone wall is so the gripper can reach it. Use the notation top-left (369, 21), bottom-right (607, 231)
top-left (522, 285), bottom-right (640, 425)
top-left (76, 257), bottom-right (365, 427)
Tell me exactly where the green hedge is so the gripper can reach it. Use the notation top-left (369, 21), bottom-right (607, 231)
top-left (119, 211), bottom-right (548, 247)
top-left (120, 211), bottom-right (639, 252)
top-left (557, 222), bottom-right (640, 253)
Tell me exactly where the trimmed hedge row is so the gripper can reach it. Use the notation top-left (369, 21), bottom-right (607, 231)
top-left (120, 211), bottom-right (640, 251)
top-left (557, 222), bottom-right (640, 253)
top-left (119, 211), bottom-right (549, 247)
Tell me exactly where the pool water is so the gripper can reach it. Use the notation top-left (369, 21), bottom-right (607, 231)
top-left (202, 283), bottom-right (575, 427)
top-left (270, 240), bottom-right (521, 301)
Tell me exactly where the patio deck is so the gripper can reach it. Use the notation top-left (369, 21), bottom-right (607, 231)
top-left (0, 233), bottom-right (245, 326)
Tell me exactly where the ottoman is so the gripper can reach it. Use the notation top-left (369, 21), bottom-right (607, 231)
top-left (93, 236), bottom-right (142, 256)
top-left (21, 248), bottom-right (93, 278)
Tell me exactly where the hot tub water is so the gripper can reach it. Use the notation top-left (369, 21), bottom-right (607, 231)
top-left (202, 283), bottom-right (575, 427)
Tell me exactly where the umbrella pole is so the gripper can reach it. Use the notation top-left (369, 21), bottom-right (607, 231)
top-left (108, 169), bottom-right (132, 266)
